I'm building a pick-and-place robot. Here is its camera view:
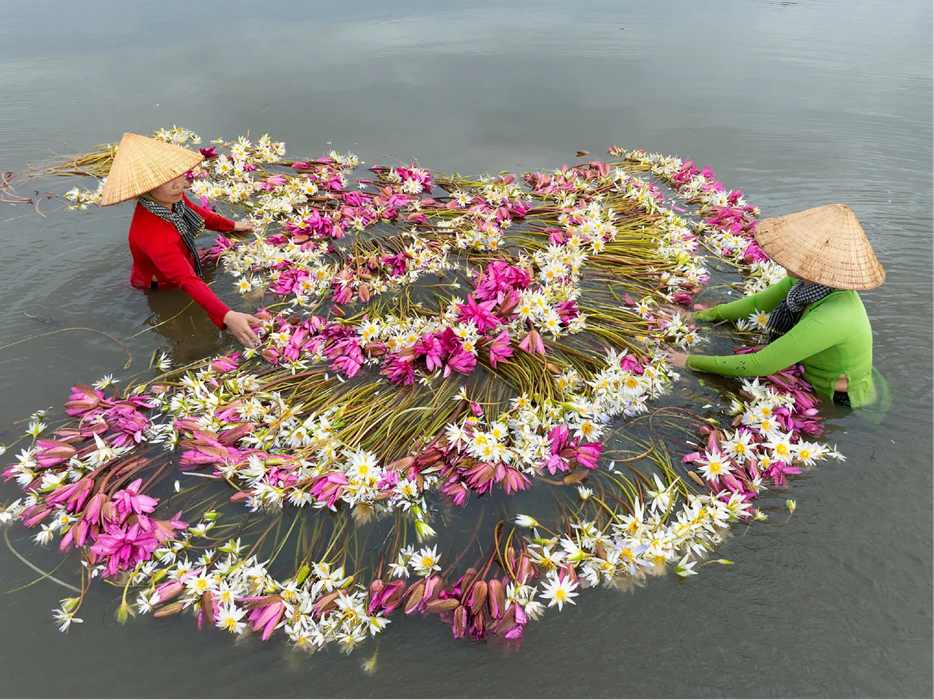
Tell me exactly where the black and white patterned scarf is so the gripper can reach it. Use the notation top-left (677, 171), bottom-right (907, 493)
top-left (138, 196), bottom-right (206, 276)
top-left (767, 279), bottom-right (835, 342)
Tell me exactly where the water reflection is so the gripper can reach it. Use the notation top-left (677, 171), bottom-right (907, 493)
top-left (142, 287), bottom-right (227, 362)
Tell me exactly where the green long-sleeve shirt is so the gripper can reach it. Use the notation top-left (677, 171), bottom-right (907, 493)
top-left (687, 276), bottom-right (880, 408)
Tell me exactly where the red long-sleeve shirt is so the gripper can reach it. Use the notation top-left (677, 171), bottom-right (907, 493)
top-left (128, 194), bottom-right (234, 328)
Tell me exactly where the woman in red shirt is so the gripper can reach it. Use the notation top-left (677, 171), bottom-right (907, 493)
top-left (102, 133), bottom-right (262, 348)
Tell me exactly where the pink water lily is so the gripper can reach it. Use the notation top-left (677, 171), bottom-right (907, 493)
top-left (458, 294), bottom-right (500, 332)
top-left (90, 521), bottom-right (159, 577)
top-left (519, 329), bottom-right (545, 355)
top-left (443, 350), bottom-right (476, 378)
top-left (488, 331), bottom-right (513, 369)
top-left (112, 478), bottom-right (158, 523)
top-left (414, 334), bottom-right (446, 372)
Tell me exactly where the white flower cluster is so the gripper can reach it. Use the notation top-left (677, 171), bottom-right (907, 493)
top-left (742, 259), bottom-right (789, 294)
top-left (131, 514), bottom-right (388, 654)
top-left (445, 348), bottom-right (676, 476)
top-left (623, 150), bottom-right (792, 297)
top-left (223, 229), bottom-right (455, 307)
top-left (64, 178), bottom-right (106, 210)
top-left (728, 378), bottom-right (844, 468)
top-left (527, 487), bottom-right (751, 607)
top-left (151, 366), bottom-right (438, 530)
top-left (441, 214), bottom-right (506, 251)
top-left (153, 126), bottom-right (202, 147)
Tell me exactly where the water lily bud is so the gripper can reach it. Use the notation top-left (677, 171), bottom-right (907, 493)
top-left (153, 602), bottom-right (184, 618)
top-left (514, 514), bottom-right (539, 529)
top-left (404, 580), bottom-right (427, 615)
top-left (505, 546), bottom-right (517, 574)
top-left (368, 578), bottom-right (385, 615)
top-left (116, 602), bottom-right (131, 625)
top-left (455, 567), bottom-right (478, 596)
top-left (516, 556), bottom-right (533, 584)
top-left (380, 580), bottom-right (406, 613)
top-left (415, 448), bottom-right (443, 467)
top-left (200, 591), bottom-right (215, 625)
top-left (467, 580), bottom-right (488, 616)
top-left (422, 576), bottom-right (442, 603)
top-left (154, 581), bottom-right (184, 604)
top-left (425, 598), bottom-right (459, 613)
top-left (470, 609), bottom-right (487, 636)
top-left (452, 604), bottom-right (468, 638)
top-left (312, 590), bottom-right (342, 616)
top-left (387, 456), bottom-right (415, 471)
top-left (487, 579), bottom-right (506, 620)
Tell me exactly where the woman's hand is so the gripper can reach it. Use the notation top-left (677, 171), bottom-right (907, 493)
top-left (659, 303), bottom-right (693, 324)
top-left (224, 310), bottom-right (263, 348)
top-left (666, 350), bottom-right (690, 368)
top-left (232, 220), bottom-right (255, 234)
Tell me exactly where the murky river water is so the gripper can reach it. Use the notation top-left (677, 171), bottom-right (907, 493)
top-left (0, 1), bottom-right (931, 696)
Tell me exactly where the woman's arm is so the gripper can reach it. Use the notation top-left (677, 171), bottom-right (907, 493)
top-left (694, 276), bottom-right (795, 322)
top-left (184, 194), bottom-right (235, 233)
top-left (686, 301), bottom-right (846, 377)
top-left (139, 232), bottom-right (231, 328)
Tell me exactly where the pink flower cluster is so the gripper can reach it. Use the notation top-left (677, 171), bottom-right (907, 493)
top-left (524, 160), bottom-right (621, 197)
top-left (86, 478), bottom-right (186, 577)
top-left (4, 385), bottom-right (186, 577)
top-left (4, 386), bottom-right (155, 482)
top-left (396, 402), bottom-right (601, 507)
top-left (256, 261), bottom-right (581, 384)
top-left (415, 569), bottom-right (532, 644)
top-left (667, 159), bottom-right (769, 263)
top-left (270, 241), bottom-right (446, 305)
top-left (60, 384), bottom-right (155, 445)
top-left (256, 313), bottom-right (365, 376)
top-left (378, 261), bottom-right (572, 386)
top-left (290, 155), bottom-right (350, 191)
top-left (365, 545), bottom-right (561, 648)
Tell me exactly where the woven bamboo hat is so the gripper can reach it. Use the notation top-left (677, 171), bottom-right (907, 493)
top-left (100, 133), bottom-right (204, 206)
top-left (754, 203), bottom-right (885, 290)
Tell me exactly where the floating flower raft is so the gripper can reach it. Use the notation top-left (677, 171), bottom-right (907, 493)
top-left (0, 128), bottom-right (843, 654)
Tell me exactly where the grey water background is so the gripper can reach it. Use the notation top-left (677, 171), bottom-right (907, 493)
top-left (0, 0), bottom-right (931, 696)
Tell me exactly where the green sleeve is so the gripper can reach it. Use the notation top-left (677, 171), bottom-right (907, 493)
top-left (686, 301), bottom-right (846, 377)
top-left (694, 276), bottom-right (795, 322)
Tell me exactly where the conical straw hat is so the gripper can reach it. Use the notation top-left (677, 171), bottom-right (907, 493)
top-left (754, 203), bottom-right (885, 290)
top-left (100, 133), bottom-right (204, 206)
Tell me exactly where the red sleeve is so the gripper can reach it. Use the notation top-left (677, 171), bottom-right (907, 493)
top-left (183, 194), bottom-right (235, 232)
top-left (138, 232), bottom-right (231, 329)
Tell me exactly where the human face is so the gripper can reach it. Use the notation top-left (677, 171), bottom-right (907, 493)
top-left (148, 174), bottom-right (187, 206)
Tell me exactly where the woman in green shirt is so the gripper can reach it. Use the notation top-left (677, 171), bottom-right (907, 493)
top-left (667, 203), bottom-right (886, 409)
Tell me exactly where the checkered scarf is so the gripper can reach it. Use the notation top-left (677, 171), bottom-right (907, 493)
top-left (138, 196), bottom-right (206, 276)
top-left (767, 279), bottom-right (835, 341)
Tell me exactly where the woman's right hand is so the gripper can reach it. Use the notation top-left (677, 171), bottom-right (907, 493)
top-left (223, 310), bottom-right (263, 348)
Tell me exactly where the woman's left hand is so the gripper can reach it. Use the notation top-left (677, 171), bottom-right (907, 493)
top-left (232, 220), bottom-right (255, 233)
top-left (667, 350), bottom-right (690, 368)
